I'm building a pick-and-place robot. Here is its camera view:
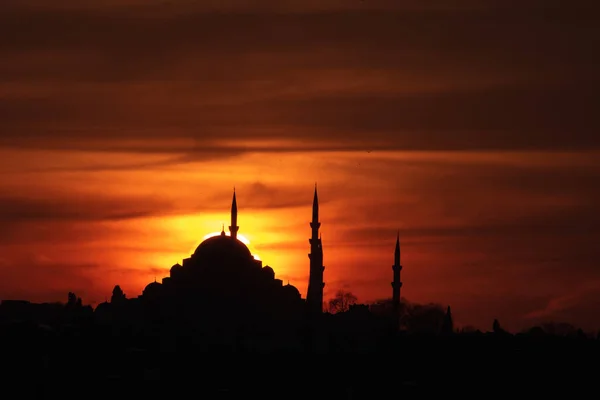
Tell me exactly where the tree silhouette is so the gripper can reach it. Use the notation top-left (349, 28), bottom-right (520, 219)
top-left (67, 292), bottom-right (77, 307)
top-left (327, 290), bottom-right (357, 314)
top-left (493, 318), bottom-right (507, 334)
top-left (111, 285), bottom-right (126, 304)
top-left (541, 322), bottom-right (577, 337)
top-left (459, 325), bottom-right (478, 334)
top-left (440, 306), bottom-right (454, 335)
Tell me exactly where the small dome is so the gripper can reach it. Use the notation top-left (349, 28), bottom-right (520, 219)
top-left (94, 301), bottom-right (111, 313)
top-left (170, 263), bottom-right (183, 279)
top-left (262, 266), bottom-right (275, 280)
top-left (170, 263), bottom-right (182, 273)
top-left (143, 281), bottom-right (162, 297)
top-left (282, 284), bottom-right (301, 299)
top-left (193, 235), bottom-right (252, 261)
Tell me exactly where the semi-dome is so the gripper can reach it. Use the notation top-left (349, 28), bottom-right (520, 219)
top-left (170, 263), bottom-right (182, 271)
top-left (143, 281), bottom-right (162, 297)
top-left (262, 265), bottom-right (275, 280)
top-left (282, 284), bottom-right (301, 299)
top-left (193, 232), bottom-right (252, 260)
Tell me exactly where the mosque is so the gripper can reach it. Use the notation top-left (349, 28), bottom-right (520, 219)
top-left (136, 186), bottom-right (325, 317)
top-left (101, 186), bottom-right (403, 332)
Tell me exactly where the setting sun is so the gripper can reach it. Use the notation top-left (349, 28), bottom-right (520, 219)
top-left (202, 231), bottom-right (251, 245)
top-left (202, 232), bottom-right (261, 261)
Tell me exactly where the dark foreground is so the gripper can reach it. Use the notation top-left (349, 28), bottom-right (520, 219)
top-left (3, 332), bottom-right (599, 397)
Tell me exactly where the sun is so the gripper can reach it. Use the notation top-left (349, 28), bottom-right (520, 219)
top-left (202, 231), bottom-right (261, 261)
top-left (202, 231), bottom-right (250, 245)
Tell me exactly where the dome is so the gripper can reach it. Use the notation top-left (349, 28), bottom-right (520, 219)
top-left (262, 266), bottom-right (275, 280)
top-left (282, 284), bottom-right (301, 299)
top-left (170, 263), bottom-right (182, 273)
top-left (193, 233), bottom-right (252, 261)
top-left (143, 281), bottom-right (162, 297)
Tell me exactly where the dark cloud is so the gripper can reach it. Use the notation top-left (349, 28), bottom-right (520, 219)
top-left (0, 255), bottom-right (100, 303)
top-left (330, 156), bottom-right (600, 229)
top-left (524, 281), bottom-right (600, 331)
top-left (0, 181), bottom-right (323, 239)
top-left (13, 155), bottom-right (197, 173)
top-left (105, 266), bottom-right (167, 278)
top-left (0, 2), bottom-right (597, 153)
top-left (0, 254), bottom-right (169, 305)
top-left (203, 182), bottom-right (330, 211)
top-left (0, 194), bottom-right (174, 223)
top-left (449, 293), bottom-right (554, 333)
top-left (0, 220), bottom-right (184, 257)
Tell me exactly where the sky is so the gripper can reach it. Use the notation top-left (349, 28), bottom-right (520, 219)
top-left (0, 0), bottom-right (599, 332)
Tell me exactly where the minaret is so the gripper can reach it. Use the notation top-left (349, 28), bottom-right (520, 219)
top-left (392, 231), bottom-right (403, 316)
top-left (307, 184), bottom-right (325, 314)
top-left (229, 188), bottom-right (239, 240)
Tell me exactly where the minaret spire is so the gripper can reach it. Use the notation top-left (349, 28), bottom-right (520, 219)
top-left (307, 184), bottom-right (325, 315)
top-left (229, 187), bottom-right (239, 240)
top-left (392, 230), bottom-right (403, 326)
top-left (395, 230), bottom-right (400, 265)
top-left (312, 183), bottom-right (319, 223)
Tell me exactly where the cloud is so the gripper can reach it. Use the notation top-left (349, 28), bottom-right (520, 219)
top-left (3, 0), bottom-right (594, 14)
top-left (325, 156), bottom-right (600, 242)
top-left (524, 281), bottom-right (600, 330)
top-left (0, 255), bottom-right (100, 303)
top-left (0, 180), bottom-right (327, 252)
top-left (0, 2), bottom-right (597, 154)
top-left (0, 193), bottom-right (174, 223)
top-left (10, 154), bottom-right (199, 173)
top-left (0, 252), bottom-right (172, 305)
top-left (202, 181), bottom-right (329, 211)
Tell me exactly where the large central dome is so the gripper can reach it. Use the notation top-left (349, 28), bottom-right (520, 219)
top-left (193, 232), bottom-right (252, 260)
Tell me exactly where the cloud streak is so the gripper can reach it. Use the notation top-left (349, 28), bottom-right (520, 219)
top-left (1, 1), bottom-right (598, 154)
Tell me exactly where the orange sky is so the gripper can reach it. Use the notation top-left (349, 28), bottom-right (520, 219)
top-left (0, 0), bottom-right (599, 332)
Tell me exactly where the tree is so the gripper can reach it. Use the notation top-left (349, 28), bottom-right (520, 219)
top-left (67, 292), bottom-right (77, 307)
top-left (399, 300), bottom-right (446, 334)
top-left (440, 306), bottom-right (454, 335)
top-left (541, 322), bottom-right (576, 337)
top-left (369, 298), bottom-right (395, 315)
top-left (459, 325), bottom-right (479, 334)
top-left (111, 285), bottom-right (127, 304)
top-left (327, 290), bottom-right (357, 314)
top-left (493, 319), bottom-right (505, 334)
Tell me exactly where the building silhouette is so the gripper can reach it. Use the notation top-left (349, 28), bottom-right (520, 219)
top-left (6, 184), bottom-right (412, 352)
top-left (306, 184), bottom-right (325, 314)
top-left (392, 231), bottom-right (403, 317)
top-left (4, 186), bottom-right (598, 393)
top-left (97, 186), bottom-right (404, 327)
top-left (135, 189), bottom-right (305, 337)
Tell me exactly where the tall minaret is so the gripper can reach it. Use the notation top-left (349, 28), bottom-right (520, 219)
top-left (392, 231), bottom-right (403, 315)
top-left (229, 188), bottom-right (239, 240)
top-left (307, 184), bottom-right (325, 314)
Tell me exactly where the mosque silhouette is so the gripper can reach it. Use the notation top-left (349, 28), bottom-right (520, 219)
top-left (140, 187), bottom-right (306, 311)
top-left (0, 188), bottom-right (597, 394)
top-left (92, 185), bottom-right (403, 349)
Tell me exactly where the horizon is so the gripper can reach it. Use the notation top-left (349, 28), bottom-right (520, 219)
top-left (1, 0), bottom-right (599, 333)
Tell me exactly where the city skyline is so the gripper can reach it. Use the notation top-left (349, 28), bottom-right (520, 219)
top-left (1, 0), bottom-right (599, 333)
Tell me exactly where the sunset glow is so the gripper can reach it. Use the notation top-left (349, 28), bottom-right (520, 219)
top-left (202, 231), bottom-right (262, 261)
top-left (0, 0), bottom-right (599, 333)
top-left (202, 232), bottom-right (251, 246)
